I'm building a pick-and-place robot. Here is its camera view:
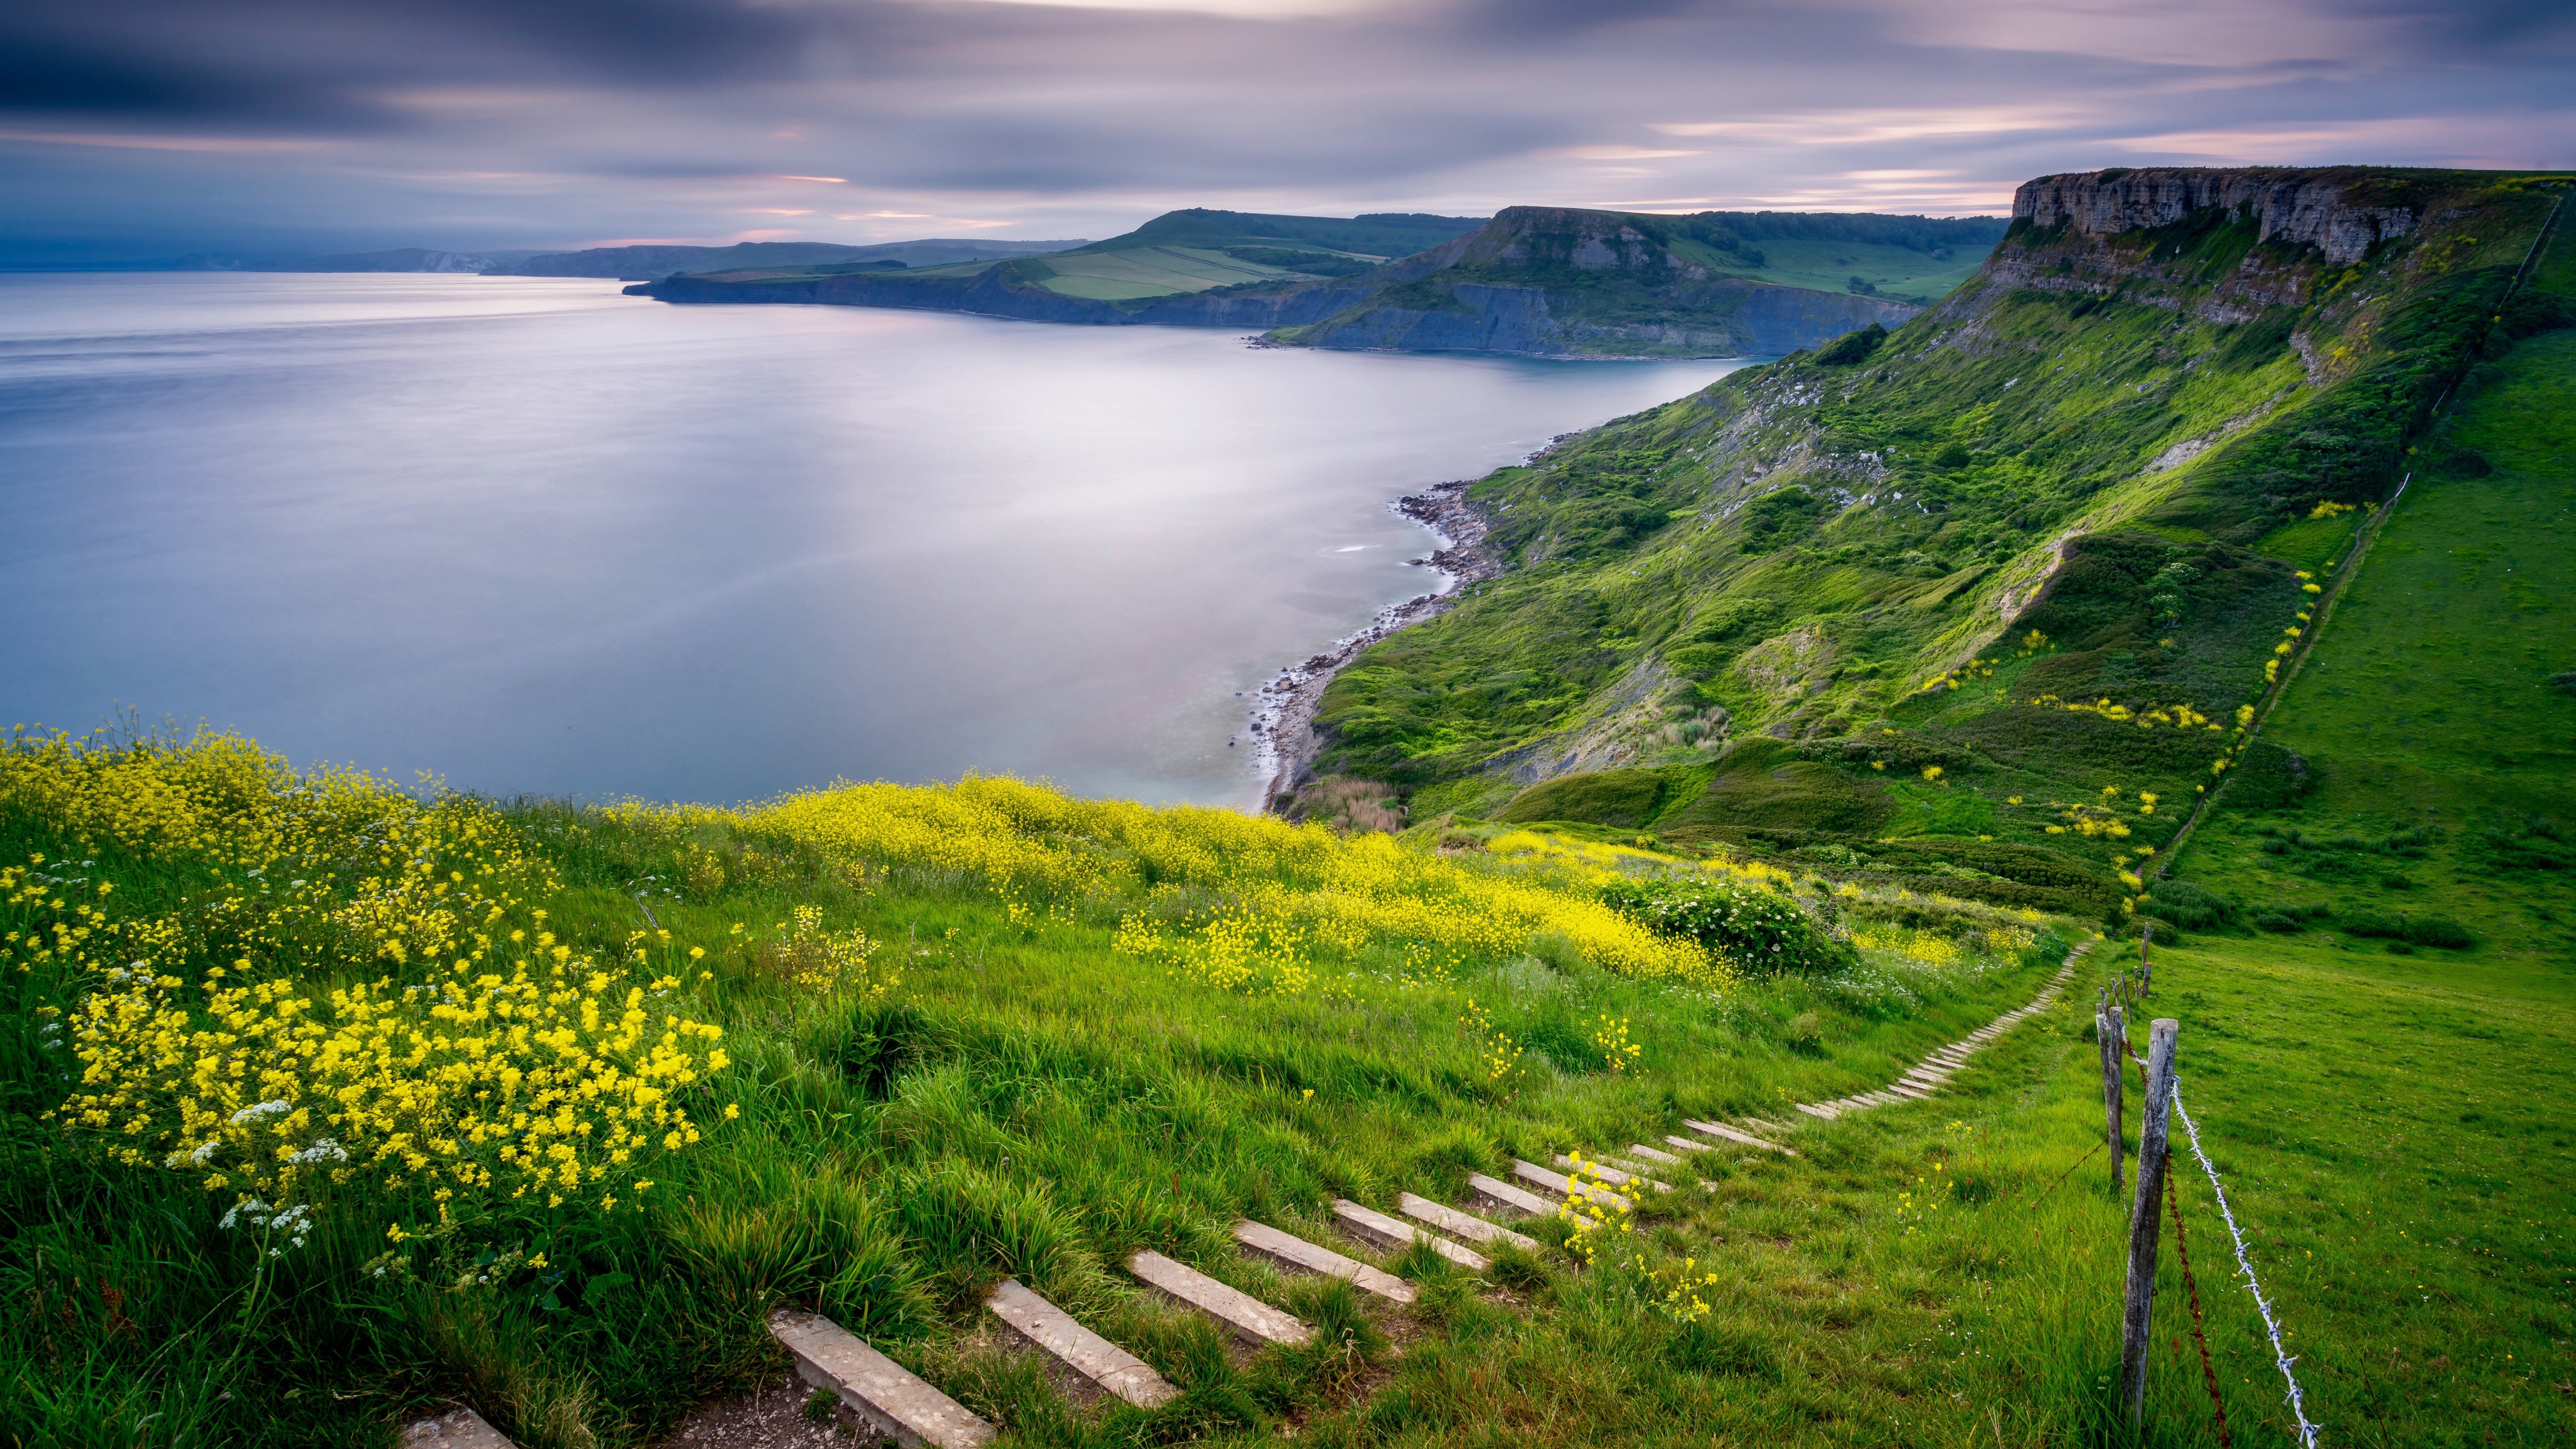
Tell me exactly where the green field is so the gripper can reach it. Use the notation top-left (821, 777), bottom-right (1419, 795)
top-left (1021, 246), bottom-right (1326, 300)
top-left (1697, 236), bottom-right (1987, 305)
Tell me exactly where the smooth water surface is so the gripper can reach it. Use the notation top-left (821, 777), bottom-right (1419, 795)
top-left (0, 273), bottom-right (1750, 808)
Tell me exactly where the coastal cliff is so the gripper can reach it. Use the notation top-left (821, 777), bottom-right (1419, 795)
top-left (1972, 166), bottom-right (2434, 321)
top-left (2013, 167), bottom-right (2417, 266)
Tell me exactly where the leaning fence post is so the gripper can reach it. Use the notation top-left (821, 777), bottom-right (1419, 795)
top-left (2098, 1003), bottom-right (2126, 1197)
top-left (2121, 1018), bottom-right (2181, 1427)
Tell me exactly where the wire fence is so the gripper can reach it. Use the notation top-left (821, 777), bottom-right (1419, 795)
top-left (2172, 1079), bottom-right (2321, 1448)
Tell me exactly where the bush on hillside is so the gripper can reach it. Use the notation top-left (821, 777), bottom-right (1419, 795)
top-left (2500, 289), bottom-right (2574, 340)
top-left (2470, 821), bottom-right (2569, 872)
top-left (2406, 915), bottom-right (2474, 949)
top-left (1600, 875), bottom-right (1857, 977)
top-left (2141, 879), bottom-right (2232, 930)
top-left (2252, 901), bottom-right (2328, 933)
top-left (2228, 741), bottom-right (2313, 809)
top-left (2337, 909), bottom-right (2464, 945)
top-left (1812, 323), bottom-right (1887, 366)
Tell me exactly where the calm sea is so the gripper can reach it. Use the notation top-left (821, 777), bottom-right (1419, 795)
top-left (0, 273), bottom-right (1750, 809)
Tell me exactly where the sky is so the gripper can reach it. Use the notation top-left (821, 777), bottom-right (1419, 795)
top-left (3, 0), bottom-right (2571, 263)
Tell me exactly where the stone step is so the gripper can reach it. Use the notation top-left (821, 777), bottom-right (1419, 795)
top-left (1233, 1220), bottom-right (1416, 1304)
top-left (1400, 1191), bottom-right (1541, 1252)
top-left (1553, 1154), bottom-right (1670, 1192)
top-left (1890, 1084), bottom-right (1936, 1101)
top-left (1740, 1115), bottom-right (1796, 1135)
top-left (1680, 1118), bottom-right (1797, 1155)
top-left (1660, 1134), bottom-right (1715, 1154)
top-left (1465, 1172), bottom-right (1555, 1219)
top-left (985, 1278), bottom-right (1176, 1409)
top-left (401, 1408), bottom-right (514, 1448)
top-left (1795, 1102), bottom-right (1838, 1120)
top-left (1127, 1250), bottom-right (1313, 1347)
top-left (770, 1310), bottom-right (995, 1449)
top-left (1511, 1159), bottom-right (1577, 1197)
top-left (1624, 1143), bottom-right (1685, 1165)
top-left (1333, 1199), bottom-right (1489, 1271)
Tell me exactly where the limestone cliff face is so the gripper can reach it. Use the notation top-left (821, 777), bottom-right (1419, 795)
top-left (2013, 168), bottom-right (2416, 266)
top-left (1945, 166), bottom-right (2431, 326)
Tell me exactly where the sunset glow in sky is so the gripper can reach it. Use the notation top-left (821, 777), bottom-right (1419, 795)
top-left (4, 0), bottom-right (2570, 262)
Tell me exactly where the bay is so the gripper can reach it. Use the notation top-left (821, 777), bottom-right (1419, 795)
top-left (0, 273), bottom-right (1750, 809)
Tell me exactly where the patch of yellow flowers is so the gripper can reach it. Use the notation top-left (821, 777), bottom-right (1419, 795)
top-left (1556, 1153), bottom-right (1634, 1264)
top-left (6, 728), bottom-right (736, 1231)
top-left (623, 775), bottom-right (1726, 993)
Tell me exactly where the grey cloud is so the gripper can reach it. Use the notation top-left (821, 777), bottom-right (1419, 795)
top-left (0, 0), bottom-right (2567, 264)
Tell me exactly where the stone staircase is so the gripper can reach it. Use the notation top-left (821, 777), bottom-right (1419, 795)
top-left (1675, 940), bottom-right (2091, 1150)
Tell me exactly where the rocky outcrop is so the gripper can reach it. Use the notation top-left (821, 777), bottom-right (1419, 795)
top-left (2013, 167), bottom-right (2416, 267)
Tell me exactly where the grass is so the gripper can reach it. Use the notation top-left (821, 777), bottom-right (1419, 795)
top-left (1024, 247), bottom-right (1311, 299)
top-left (2170, 293), bottom-right (2576, 965)
top-left (1715, 236), bottom-right (1988, 305)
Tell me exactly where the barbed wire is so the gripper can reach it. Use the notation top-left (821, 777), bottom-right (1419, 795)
top-left (2172, 1079), bottom-right (2320, 1447)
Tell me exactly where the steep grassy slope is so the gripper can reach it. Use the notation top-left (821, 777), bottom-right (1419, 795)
top-left (1306, 168), bottom-right (2564, 919)
top-left (2157, 206), bottom-right (2576, 961)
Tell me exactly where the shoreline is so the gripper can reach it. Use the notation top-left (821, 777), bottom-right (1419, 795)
top-left (1247, 476), bottom-right (1509, 811)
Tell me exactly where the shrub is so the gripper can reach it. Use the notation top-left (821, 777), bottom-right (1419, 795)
top-left (2253, 911), bottom-right (2304, 933)
top-left (1600, 875), bottom-right (1859, 976)
top-left (2406, 915), bottom-right (2473, 949)
top-left (2342, 910), bottom-right (2406, 939)
top-left (2500, 288), bottom-right (2575, 340)
top-left (2470, 824), bottom-right (2569, 872)
top-left (2142, 879), bottom-right (2231, 929)
top-left (1812, 323), bottom-right (1887, 366)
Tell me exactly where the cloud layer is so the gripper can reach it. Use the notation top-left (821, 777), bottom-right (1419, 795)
top-left (4, 0), bottom-right (2570, 261)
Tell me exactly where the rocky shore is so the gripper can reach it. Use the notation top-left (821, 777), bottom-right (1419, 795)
top-left (1250, 479), bottom-right (1502, 809)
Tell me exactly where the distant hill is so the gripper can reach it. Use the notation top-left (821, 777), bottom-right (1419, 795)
top-left (625, 206), bottom-right (1986, 358)
top-left (1257, 206), bottom-right (1991, 356)
top-left (162, 247), bottom-right (533, 273)
top-left (497, 238), bottom-right (1089, 281)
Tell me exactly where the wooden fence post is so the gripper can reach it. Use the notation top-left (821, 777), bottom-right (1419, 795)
top-left (2121, 1018), bottom-right (2181, 1427)
top-left (2098, 1003), bottom-right (2125, 1198)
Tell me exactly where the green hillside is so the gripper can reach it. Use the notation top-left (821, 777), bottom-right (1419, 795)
top-left (1305, 170), bottom-right (2563, 897)
top-left (710, 210), bottom-right (1487, 300)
